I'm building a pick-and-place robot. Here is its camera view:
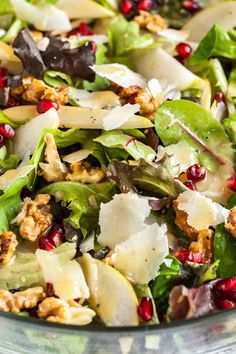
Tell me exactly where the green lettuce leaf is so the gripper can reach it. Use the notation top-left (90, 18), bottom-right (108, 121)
top-left (43, 70), bottom-right (73, 87)
top-left (213, 224), bottom-right (236, 278)
top-left (155, 100), bottom-right (233, 169)
top-left (108, 16), bottom-right (153, 57)
top-left (94, 130), bottom-right (155, 162)
top-left (0, 0), bottom-right (14, 14)
top-left (40, 181), bottom-right (117, 237)
top-left (0, 242), bottom-right (76, 290)
top-left (223, 113), bottom-right (236, 144)
top-left (190, 24), bottom-right (236, 66)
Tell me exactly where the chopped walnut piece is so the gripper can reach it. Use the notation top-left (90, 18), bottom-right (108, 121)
top-left (0, 231), bottom-right (18, 265)
top-left (16, 194), bottom-right (53, 242)
top-left (38, 297), bottom-right (96, 325)
top-left (225, 207), bottom-right (236, 237)
top-left (39, 133), bottom-right (68, 183)
top-left (11, 76), bottom-right (68, 105)
top-left (0, 287), bottom-right (45, 314)
top-left (189, 229), bottom-right (214, 263)
top-left (173, 200), bottom-right (198, 241)
top-left (119, 85), bottom-right (160, 118)
top-left (134, 10), bottom-right (168, 33)
top-left (66, 161), bottom-right (105, 184)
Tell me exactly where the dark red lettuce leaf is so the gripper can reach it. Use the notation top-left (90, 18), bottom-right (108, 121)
top-left (12, 28), bottom-right (46, 79)
top-left (169, 284), bottom-right (217, 320)
top-left (41, 37), bottom-right (96, 82)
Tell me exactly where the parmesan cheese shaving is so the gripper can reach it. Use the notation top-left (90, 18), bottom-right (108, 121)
top-left (176, 190), bottom-right (229, 230)
top-left (90, 63), bottom-right (147, 88)
top-left (0, 165), bottom-right (35, 191)
top-left (69, 87), bottom-right (120, 109)
top-left (63, 149), bottom-right (93, 164)
top-left (103, 103), bottom-right (140, 131)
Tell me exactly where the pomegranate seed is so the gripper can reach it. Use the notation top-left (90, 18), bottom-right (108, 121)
top-left (214, 278), bottom-right (236, 301)
top-left (48, 226), bottom-right (64, 247)
top-left (6, 96), bottom-right (20, 108)
top-left (183, 180), bottom-right (197, 190)
top-left (138, 0), bottom-right (153, 11)
top-left (90, 41), bottom-right (97, 53)
top-left (74, 297), bottom-right (81, 302)
top-left (0, 124), bottom-right (15, 139)
top-left (38, 237), bottom-right (55, 251)
top-left (214, 92), bottom-right (225, 103)
top-left (120, 0), bottom-right (135, 14)
top-left (176, 42), bottom-right (192, 59)
top-left (227, 176), bottom-right (236, 192)
top-left (216, 299), bottom-right (234, 310)
top-left (0, 134), bottom-right (4, 147)
top-left (37, 100), bottom-right (59, 114)
top-left (0, 67), bottom-right (8, 88)
top-left (186, 164), bottom-right (206, 183)
top-left (182, 0), bottom-right (200, 11)
top-left (46, 283), bottom-right (55, 297)
top-left (79, 22), bottom-right (93, 36)
top-left (138, 297), bottom-right (153, 322)
top-left (175, 249), bottom-right (203, 263)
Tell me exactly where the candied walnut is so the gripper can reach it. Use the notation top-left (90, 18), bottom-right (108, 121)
top-left (0, 287), bottom-right (45, 314)
top-left (39, 133), bottom-right (68, 183)
top-left (16, 194), bottom-right (53, 242)
top-left (38, 297), bottom-right (95, 325)
top-left (189, 229), bottom-right (214, 263)
top-left (0, 231), bottom-right (18, 265)
top-left (66, 161), bottom-right (105, 184)
top-left (225, 207), bottom-right (236, 237)
top-left (119, 85), bottom-right (160, 117)
top-left (173, 200), bottom-right (198, 241)
top-left (134, 10), bottom-right (168, 33)
top-left (11, 76), bottom-right (68, 105)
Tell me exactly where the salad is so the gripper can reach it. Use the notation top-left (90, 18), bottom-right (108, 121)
top-left (0, 0), bottom-right (236, 328)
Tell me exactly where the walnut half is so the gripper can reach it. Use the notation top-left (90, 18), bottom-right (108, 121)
top-left (66, 161), bottom-right (105, 184)
top-left (38, 297), bottom-right (96, 325)
top-left (134, 10), bottom-right (168, 33)
top-left (0, 231), bottom-right (18, 265)
top-left (16, 194), bottom-right (53, 242)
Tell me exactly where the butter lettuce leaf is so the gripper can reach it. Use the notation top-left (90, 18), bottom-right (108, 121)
top-left (190, 24), bottom-right (236, 66)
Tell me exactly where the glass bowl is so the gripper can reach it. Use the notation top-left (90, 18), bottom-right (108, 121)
top-left (1, 309), bottom-right (236, 354)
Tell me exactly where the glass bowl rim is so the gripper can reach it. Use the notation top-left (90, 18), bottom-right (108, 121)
top-left (0, 307), bottom-right (234, 333)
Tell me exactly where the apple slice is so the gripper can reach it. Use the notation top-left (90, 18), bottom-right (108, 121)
top-left (79, 254), bottom-right (139, 326)
top-left (57, 0), bottom-right (114, 19)
top-left (183, 1), bottom-right (236, 42)
top-left (4, 105), bottom-right (153, 129)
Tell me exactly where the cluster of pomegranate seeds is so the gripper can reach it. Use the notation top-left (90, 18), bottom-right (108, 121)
top-left (227, 175), bottom-right (236, 192)
top-left (182, 0), bottom-right (200, 11)
top-left (175, 42), bottom-right (192, 59)
top-left (183, 180), bottom-right (197, 190)
top-left (138, 297), bottom-right (153, 322)
top-left (186, 164), bottom-right (206, 182)
top-left (0, 67), bottom-right (8, 88)
top-left (175, 249), bottom-right (203, 263)
top-left (119, 0), bottom-right (154, 17)
top-left (37, 100), bottom-right (60, 114)
top-left (214, 92), bottom-right (225, 103)
top-left (213, 278), bottom-right (236, 310)
top-left (38, 225), bottom-right (65, 251)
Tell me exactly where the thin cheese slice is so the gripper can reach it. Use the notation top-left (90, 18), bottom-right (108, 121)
top-left (103, 103), bottom-right (140, 130)
top-left (177, 190), bottom-right (229, 230)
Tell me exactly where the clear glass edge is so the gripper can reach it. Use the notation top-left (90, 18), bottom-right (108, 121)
top-left (0, 307), bottom-right (235, 333)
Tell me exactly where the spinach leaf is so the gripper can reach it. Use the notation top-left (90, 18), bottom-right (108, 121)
top-left (213, 224), bottom-right (236, 277)
top-left (155, 100), bottom-right (233, 168)
top-left (189, 24), bottom-right (236, 65)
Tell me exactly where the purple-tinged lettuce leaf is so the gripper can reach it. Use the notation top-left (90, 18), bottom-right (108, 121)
top-left (168, 283), bottom-right (217, 320)
top-left (12, 27), bottom-right (46, 79)
top-left (41, 37), bottom-right (96, 82)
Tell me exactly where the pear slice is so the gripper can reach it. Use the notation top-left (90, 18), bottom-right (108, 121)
top-left (130, 48), bottom-right (198, 91)
top-left (57, 0), bottom-right (114, 19)
top-left (4, 105), bottom-right (153, 129)
top-left (0, 41), bottom-right (23, 75)
top-left (79, 254), bottom-right (139, 326)
top-left (183, 1), bottom-right (236, 42)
